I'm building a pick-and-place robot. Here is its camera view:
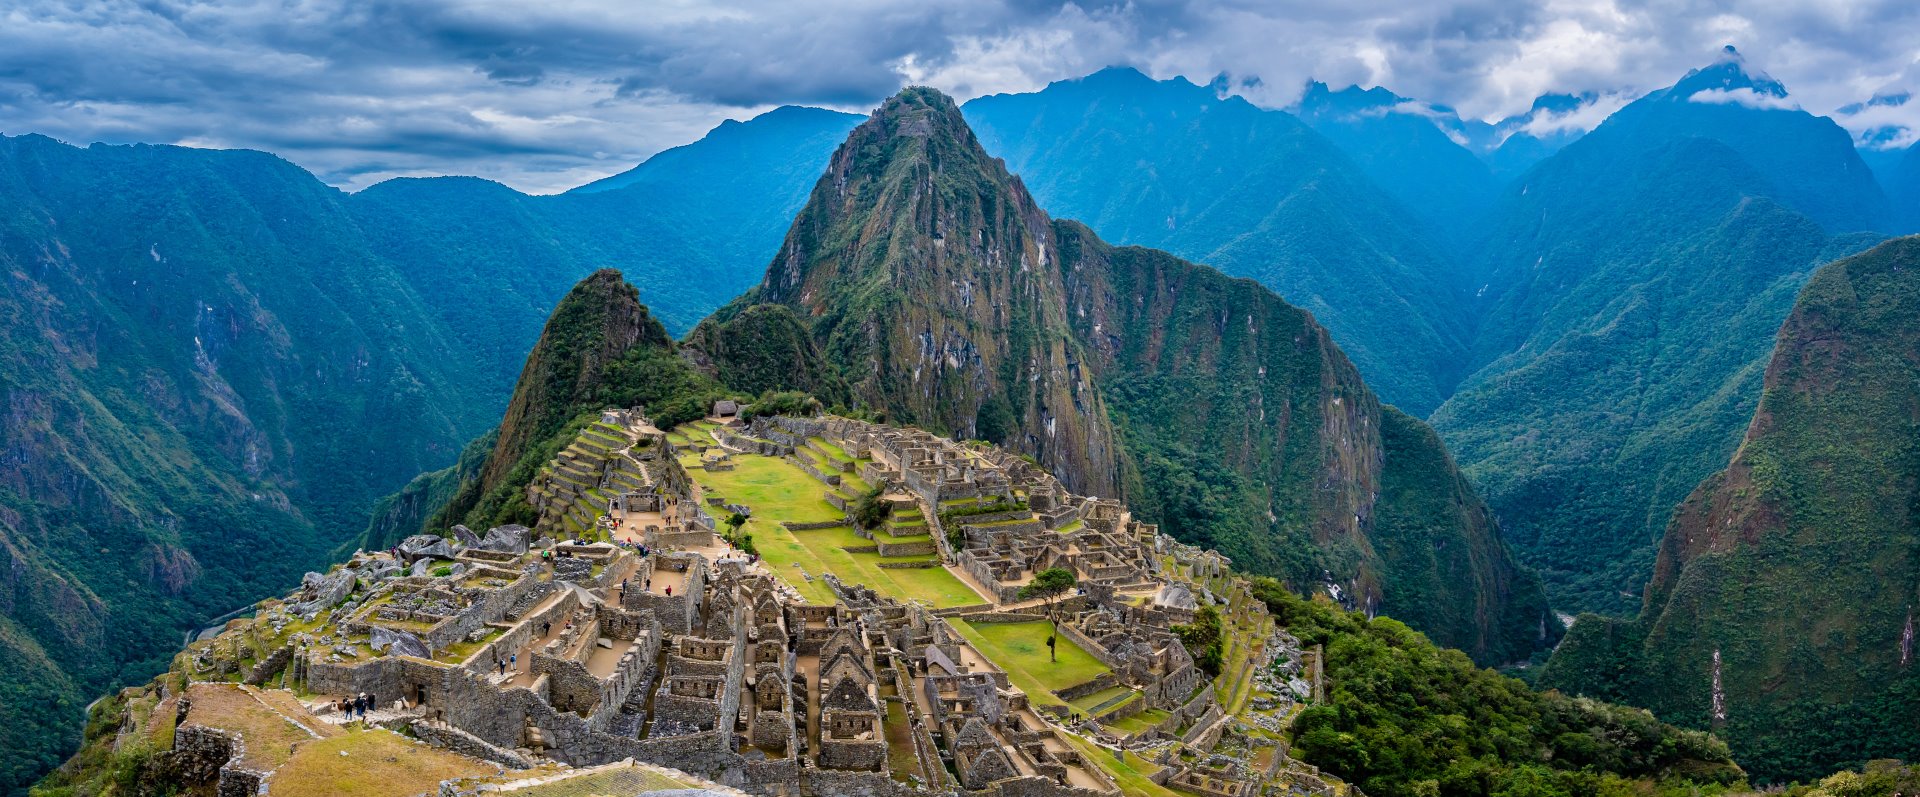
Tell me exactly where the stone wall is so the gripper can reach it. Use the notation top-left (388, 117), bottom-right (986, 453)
top-left (428, 569), bottom-right (543, 651)
top-left (1052, 619), bottom-right (1128, 673)
top-left (410, 719), bottom-right (537, 768)
top-left (464, 586), bottom-right (582, 675)
top-left (980, 774), bottom-right (1121, 797)
top-left (242, 645), bottom-right (295, 685)
top-left (1052, 673), bottom-right (1120, 703)
top-left (804, 768), bottom-right (918, 797)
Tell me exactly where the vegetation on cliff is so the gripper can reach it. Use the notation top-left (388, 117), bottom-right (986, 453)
top-left (1540, 236), bottom-right (1920, 782)
top-left (365, 269), bottom-right (732, 547)
top-left (1431, 58), bottom-right (1890, 616)
top-left (1253, 580), bottom-right (1743, 797)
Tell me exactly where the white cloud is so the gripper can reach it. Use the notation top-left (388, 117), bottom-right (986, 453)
top-left (1688, 87), bottom-right (1802, 110)
top-left (1516, 92), bottom-right (1637, 138)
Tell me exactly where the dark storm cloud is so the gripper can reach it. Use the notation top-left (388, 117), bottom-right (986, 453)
top-left (2, 0), bottom-right (1916, 193)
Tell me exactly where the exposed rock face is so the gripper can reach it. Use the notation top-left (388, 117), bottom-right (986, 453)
top-left (292, 569), bottom-right (356, 616)
top-left (480, 524), bottom-right (531, 554)
top-left (452, 524), bottom-right (482, 548)
top-left (690, 87), bottom-right (1554, 664)
top-left (1542, 235), bottom-right (1920, 780)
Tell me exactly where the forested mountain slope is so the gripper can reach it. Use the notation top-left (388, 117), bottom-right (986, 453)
top-left (1431, 53), bottom-right (1890, 615)
top-left (349, 105), bottom-right (861, 401)
top-left (0, 134), bottom-right (484, 793)
top-left (1290, 80), bottom-right (1499, 251)
top-left (1540, 235), bottom-right (1920, 782)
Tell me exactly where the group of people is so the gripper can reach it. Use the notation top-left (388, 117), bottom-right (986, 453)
top-left (333, 692), bottom-right (377, 721)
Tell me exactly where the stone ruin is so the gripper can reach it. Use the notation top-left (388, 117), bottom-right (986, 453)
top-left (164, 409), bottom-right (1340, 797)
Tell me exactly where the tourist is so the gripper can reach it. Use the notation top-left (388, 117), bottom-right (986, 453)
top-left (510, 653), bottom-right (518, 672)
top-left (665, 585), bottom-right (672, 597)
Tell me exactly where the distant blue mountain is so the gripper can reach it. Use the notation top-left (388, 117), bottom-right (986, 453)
top-left (1432, 47), bottom-right (1891, 617)
top-left (351, 105), bottom-right (861, 397)
top-left (1290, 81), bottom-right (1499, 250)
top-left (963, 66), bottom-right (1472, 414)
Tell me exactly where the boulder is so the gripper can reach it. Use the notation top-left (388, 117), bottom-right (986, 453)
top-left (481, 524), bottom-right (531, 555)
top-left (398, 534), bottom-right (453, 563)
top-left (360, 560), bottom-right (401, 585)
top-left (292, 569), bottom-right (355, 615)
top-left (409, 558), bottom-right (433, 578)
top-left (369, 626), bottom-right (431, 659)
top-left (452, 524), bottom-right (482, 549)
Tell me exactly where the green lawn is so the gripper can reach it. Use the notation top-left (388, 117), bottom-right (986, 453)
top-left (682, 448), bottom-right (984, 607)
top-left (951, 620), bottom-right (1109, 706)
top-left (883, 700), bottom-right (922, 783)
top-left (1066, 686), bottom-right (1134, 713)
top-left (1105, 708), bottom-right (1170, 735)
top-left (687, 455), bottom-right (845, 525)
top-left (809, 437), bottom-right (853, 462)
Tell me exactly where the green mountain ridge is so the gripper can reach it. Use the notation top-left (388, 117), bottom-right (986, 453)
top-left (0, 133), bottom-right (487, 794)
top-left (1433, 61), bottom-right (1892, 617)
top-left (1540, 235), bottom-right (1920, 781)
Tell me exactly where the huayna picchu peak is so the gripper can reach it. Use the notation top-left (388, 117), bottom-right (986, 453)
top-left (689, 86), bottom-right (1555, 666)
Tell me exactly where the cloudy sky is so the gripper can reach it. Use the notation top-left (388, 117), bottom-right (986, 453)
top-left (4, 0), bottom-right (1917, 193)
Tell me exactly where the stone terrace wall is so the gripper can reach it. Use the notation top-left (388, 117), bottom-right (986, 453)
top-left (428, 569), bottom-right (543, 651)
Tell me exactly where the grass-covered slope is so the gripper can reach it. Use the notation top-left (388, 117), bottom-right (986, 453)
top-left (693, 86), bottom-right (1555, 665)
top-left (1540, 236), bottom-right (1920, 782)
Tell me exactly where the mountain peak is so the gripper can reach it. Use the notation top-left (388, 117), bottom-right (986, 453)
top-left (1671, 45), bottom-right (1789, 100)
top-left (1296, 79), bottom-right (1409, 112)
top-left (477, 268), bottom-right (668, 490)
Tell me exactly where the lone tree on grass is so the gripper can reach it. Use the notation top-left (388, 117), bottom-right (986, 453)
top-left (1020, 567), bottom-right (1079, 662)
